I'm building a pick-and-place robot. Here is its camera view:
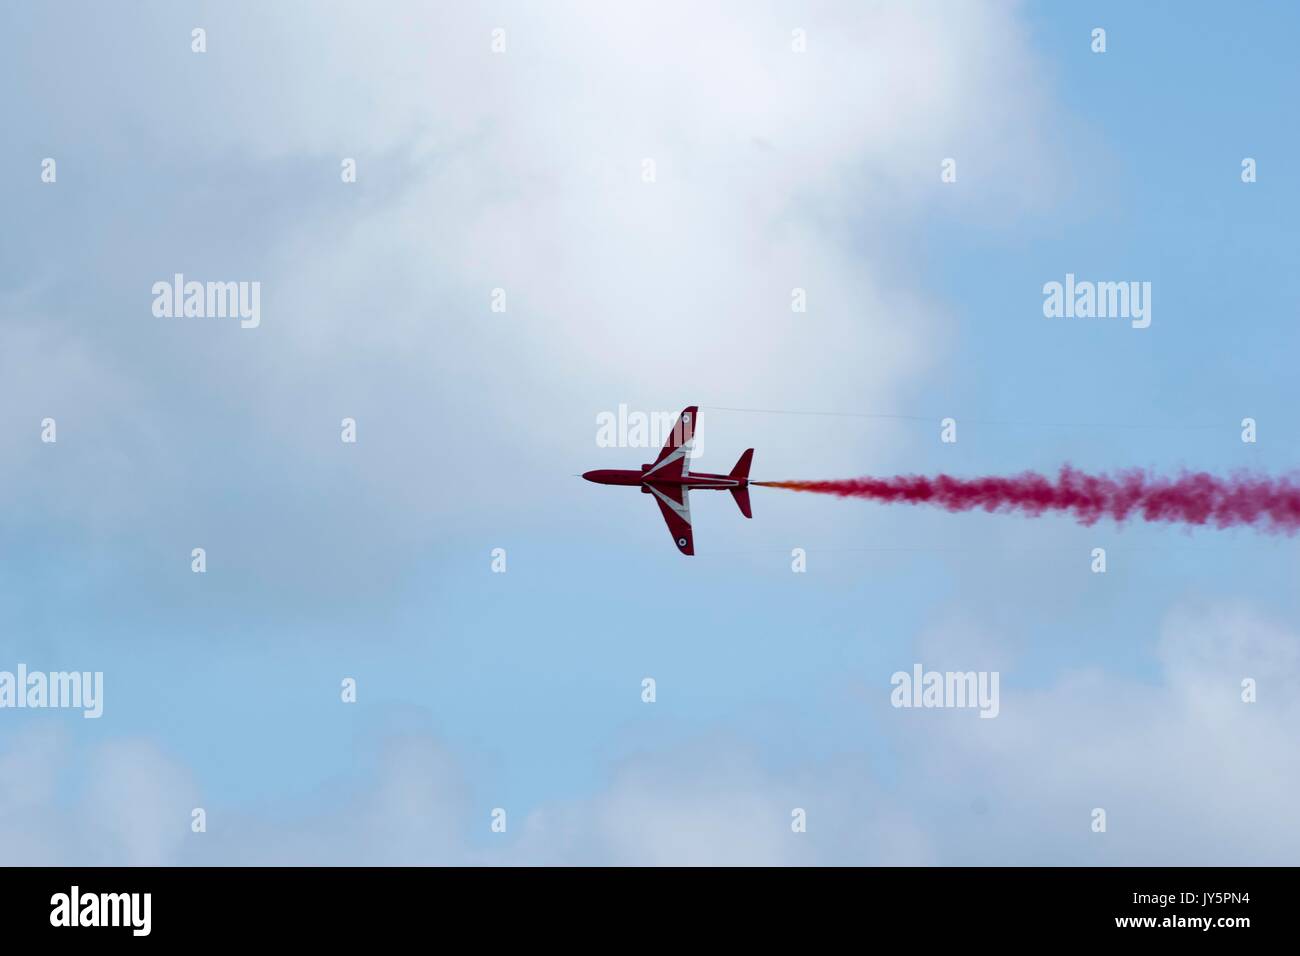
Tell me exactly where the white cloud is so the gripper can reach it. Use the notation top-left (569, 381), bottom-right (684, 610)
top-left (0, 731), bottom-right (198, 866)
top-left (3, 0), bottom-right (1068, 549)
top-left (3, 601), bottom-right (1292, 865)
top-left (882, 601), bottom-right (1300, 864)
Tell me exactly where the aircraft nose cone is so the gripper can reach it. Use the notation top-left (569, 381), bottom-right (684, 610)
top-left (581, 471), bottom-right (599, 483)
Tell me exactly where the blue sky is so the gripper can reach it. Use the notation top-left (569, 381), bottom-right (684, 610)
top-left (2, 1), bottom-right (1298, 864)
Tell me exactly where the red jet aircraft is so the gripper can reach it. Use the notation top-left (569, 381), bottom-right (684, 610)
top-left (582, 406), bottom-right (752, 555)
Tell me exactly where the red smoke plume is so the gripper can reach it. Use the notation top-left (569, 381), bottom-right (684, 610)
top-left (754, 466), bottom-right (1300, 532)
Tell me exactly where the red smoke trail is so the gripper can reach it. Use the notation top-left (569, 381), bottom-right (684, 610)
top-left (754, 467), bottom-right (1300, 532)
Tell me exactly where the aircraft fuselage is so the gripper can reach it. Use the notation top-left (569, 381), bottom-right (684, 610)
top-left (582, 468), bottom-right (745, 490)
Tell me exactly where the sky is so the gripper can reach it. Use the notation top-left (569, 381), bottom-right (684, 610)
top-left (1, 0), bottom-right (1298, 865)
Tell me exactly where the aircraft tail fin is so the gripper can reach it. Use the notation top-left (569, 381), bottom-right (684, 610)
top-left (729, 449), bottom-right (754, 518)
top-left (729, 448), bottom-right (754, 481)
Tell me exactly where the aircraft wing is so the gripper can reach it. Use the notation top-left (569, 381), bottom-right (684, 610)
top-left (646, 481), bottom-right (694, 555)
top-left (642, 406), bottom-right (697, 481)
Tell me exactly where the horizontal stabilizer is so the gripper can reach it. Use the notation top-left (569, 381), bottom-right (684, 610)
top-left (730, 485), bottom-right (752, 519)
